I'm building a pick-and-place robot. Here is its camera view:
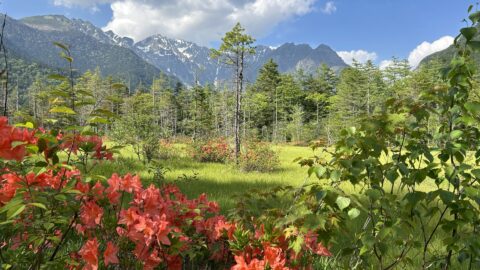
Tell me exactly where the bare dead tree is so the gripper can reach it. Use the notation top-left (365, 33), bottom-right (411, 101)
top-left (0, 13), bottom-right (8, 117)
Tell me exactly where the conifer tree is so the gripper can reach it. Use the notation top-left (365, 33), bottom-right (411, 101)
top-left (211, 23), bottom-right (255, 164)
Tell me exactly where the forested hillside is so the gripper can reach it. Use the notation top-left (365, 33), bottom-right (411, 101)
top-left (5, 15), bottom-right (347, 86)
top-left (4, 15), bottom-right (163, 88)
top-left (1, 53), bottom-right (444, 147)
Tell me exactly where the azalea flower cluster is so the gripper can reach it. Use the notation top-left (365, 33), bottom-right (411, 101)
top-left (191, 137), bottom-right (231, 163)
top-left (73, 171), bottom-right (235, 269)
top-left (239, 142), bottom-right (280, 172)
top-left (0, 117), bottom-right (333, 269)
top-left (0, 117), bottom-right (36, 161)
top-left (230, 225), bottom-right (332, 270)
top-left (0, 168), bottom-right (81, 206)
top-left (59, 133), bottom-right (113, 160)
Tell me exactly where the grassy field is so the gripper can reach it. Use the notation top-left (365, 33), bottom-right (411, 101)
top-left (92, 144), bottom-right (319, 211)
top-left (86, 143), bottom-right (471, 269)
top-left (92, 142), bottom-right (444, 211)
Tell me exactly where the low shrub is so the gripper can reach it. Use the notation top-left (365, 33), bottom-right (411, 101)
top-left (229, 185), bottom-right (354, 269)
top-left (240, 142), bottom-right (280, 172)
top-left (190, 137), bottom-right (231, 163)
top-left (157, 139), bottom-right (177, 159)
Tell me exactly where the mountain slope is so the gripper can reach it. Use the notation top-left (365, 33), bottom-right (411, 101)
top-left (133, 36), bottom-right (347, 85)
top-left (12, 15), bottom-right (347, 86)
top-left (7, 15), bottom-right (161, 88)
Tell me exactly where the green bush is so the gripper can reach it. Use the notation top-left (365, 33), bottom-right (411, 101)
top-left (157, 139), bottom-right (178, 159)
top-left (190, 137), bottom-right (232, 163)
top-left (240, 142), bottom-right (280, 172)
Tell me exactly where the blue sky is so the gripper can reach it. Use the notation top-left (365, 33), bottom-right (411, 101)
top-left (1, 0), bottom-right (473, 66)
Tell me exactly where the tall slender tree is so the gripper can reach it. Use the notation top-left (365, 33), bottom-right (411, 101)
top-left (211, 23), bottom-right (255, 164)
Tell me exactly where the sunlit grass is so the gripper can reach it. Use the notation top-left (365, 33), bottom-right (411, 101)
top-left (93, 143), bottom-right (319, 211)
top-left (92, 143), bottom-right (457, 211)
top-left (90, 142), bottom-right (473, 269)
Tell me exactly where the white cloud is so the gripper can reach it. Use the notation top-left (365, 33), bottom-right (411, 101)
top-left (337, 50), bottom-right (377, 65)
top-left (379, 59), bottom-right (394, 70)
top-left (52, 0), bottom-right (113, 8)
top-left (52, 0), bottom-right (318, 45)
top-left (321, 1), bottom-right (336, 14)
top-left (407, 36), bottom-right (454, 68)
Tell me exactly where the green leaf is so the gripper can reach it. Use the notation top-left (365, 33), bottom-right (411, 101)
top-left (460, 27), bottom-right (477, 41)
top-left (330, 170), bottom-right (341, 181)
top-left (403, 191), bottom-right (426, 208)
top-left (386, 168), bottom-right (399, 183)
top-left (439, 190), bottom-right (454, 205)
top-left (14, 122), bottom-right (34, 129)
top-left (348, 208), bottom-right (360, 219)
top-left (469, 11), bottom-right (480, 23)
top-left (7, 204), bottom-right (26, 219)
top-left (28, 203), bottom-right (47, 210)
top-left (88, 116), bottom-right (110, 125)
top-left (111, 83), bottom-right (126, 90)
top-left (289, 235), bottom-right (304, 254)
top-left (50, 106), bottom-right (76, 115)
top-left (53, 42), bottom-right (70, 51)
top-left (48, 74), bottom-right (68, 81)
top-left (10, 141), bottom-right (27, 148)
top-left (60, 52), bottom-right (73, 63)
top-left (467, 41), bottom-right (480, 51)
top-left (450, 130), bottom-right (463, 140)
top-left (471, 169), bottom-right (480, 178)
top-left (0, 197), bottom-right (23, 213)
top-left (314, 166), bottom-right (326, 179)
top-left (465, 101), bottom-right (480, 114)
top-left (465, 186), bottom-right (480, 200)
top-left (365, 189), bottom-right (382, 201)
top-left (0, 220), bottom-right (14, 226)
top-left (54, 194), bottom-right (67, 201)
top-left (336, 196), bottom-right (351, 210)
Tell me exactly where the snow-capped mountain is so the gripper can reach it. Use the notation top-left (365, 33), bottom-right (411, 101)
top-left (16, 15), bottom-right (348, 86)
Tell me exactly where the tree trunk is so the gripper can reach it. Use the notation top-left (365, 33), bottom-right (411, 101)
top-left (274, 87), bottom-right (278, 142)
top-left (243, 96), bottom-right (246, 139)
top-left (2, 81), bottom-right (7, 117)
top-left (234, 53), bottom-right (244, 165)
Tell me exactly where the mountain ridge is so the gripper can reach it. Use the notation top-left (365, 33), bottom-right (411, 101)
top-left (12, 15), bottom-right (348, 86)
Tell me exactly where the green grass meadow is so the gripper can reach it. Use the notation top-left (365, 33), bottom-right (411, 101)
top-left (89, 143), bottom-right (471, 269)
top-left (92, 144), bottom-right (319, 211)
top-left (92, 143), bottom-right (445, 211)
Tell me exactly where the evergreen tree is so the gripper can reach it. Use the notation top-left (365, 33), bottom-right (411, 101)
top-left (211, 23), bottom-right (256, 164)
top-left (246, 59), bottom-right (281, 140)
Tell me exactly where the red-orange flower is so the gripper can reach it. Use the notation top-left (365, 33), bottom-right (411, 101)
top-left (0, 117), bottom-right (36, 161)
top-left (80, 201), bottom-right (104, 229)
top-left (231, 256), bottom-right (265, 270)
top-left (314, 243), bottom-right (332, 257)
top-left (78, 238), bottom-right (99, 270)
top-left (156, 215), bottom-right (171, 246)
top-left (121, 173), bottom-right (142, 193)
top-left (103, 241), bottom-right (119, 266)
top-left (264, 245), bottom-right (287, 270)
top-left (105, 174), bottom-right (121, 204)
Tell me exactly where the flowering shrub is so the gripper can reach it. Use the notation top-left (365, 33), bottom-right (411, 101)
top-left (157, 139), bottom-right (177, 159)
top-left (190, 137), bottom-right (232, 163)
top-left (229, 224), bottom-right (332, 269)
top-left (240, 142), bottom-right (280, 172)
top-left (0, 117), bottom-right (333, 269)
top-left (0, 117), bottom-right (37, 161)
top-left (229, 184), bottom-right (357, 269)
